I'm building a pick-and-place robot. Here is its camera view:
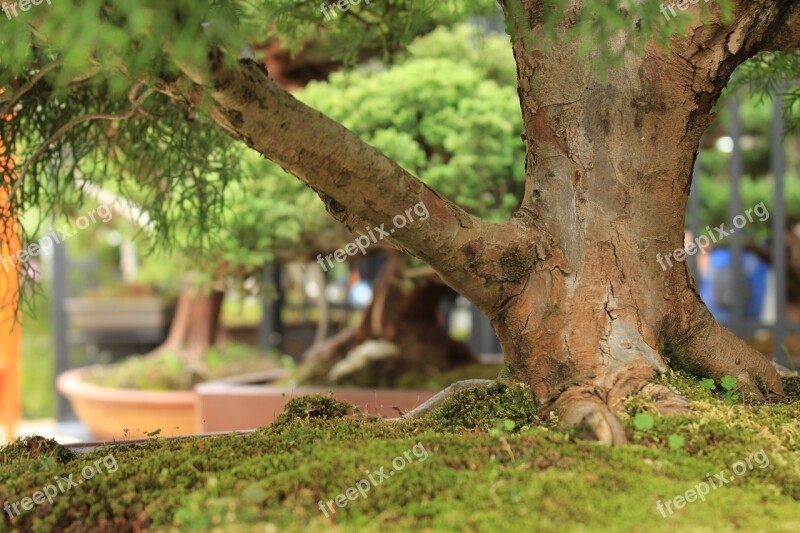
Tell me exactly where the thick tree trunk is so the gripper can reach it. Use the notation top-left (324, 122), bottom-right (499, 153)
top-left (486, 0), bottom-right (792, 442)
top-left (154, 279), bottom-right (224, 368)
top-left (297, 253), bottom-right (474, 386)
top-left (165, 0), bottom-right (800, 444)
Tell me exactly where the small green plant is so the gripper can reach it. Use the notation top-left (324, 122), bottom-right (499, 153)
top-left (489, 419), bottom-right (517, 437)
top-left (698, 376), bottom-right (739, 403)
top-left (632, 413), bottom-right (683, 455)
top-left (281, 354), bottom-right (297, 370)
top-left (700, 378), bottom-right (716, 390)
top-left (668, 434), bottom-right (685, 451)
top-left (633, 412), bottom-right (655, 431)
top-left (489, 419), bottom-right (517, 460)
top-left (720, 375), bottom-right (739, 403)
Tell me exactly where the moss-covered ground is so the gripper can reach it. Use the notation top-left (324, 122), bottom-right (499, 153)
top-left (2, 374), bottom-right (799, 532)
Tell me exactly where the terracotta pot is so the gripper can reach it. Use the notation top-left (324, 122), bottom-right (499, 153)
top-left (196, 370), bottom-right (436, 433)
top-left (56, 367), bottom-right (198, 440)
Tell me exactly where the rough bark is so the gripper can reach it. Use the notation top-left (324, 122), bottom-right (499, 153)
top-left (490, 0), bottom-right (794, 442)
top-left (159, 0), bottom-right (800, 444)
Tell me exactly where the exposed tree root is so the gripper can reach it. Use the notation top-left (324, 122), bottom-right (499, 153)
top-left (549, 380), bottom-right (691, 446)
top-left (400, 379), bottom-right (495, 420)
top-left (389, 372), bottom-right (691, 449)
top-left (676, 303), bottom-right (786, 402)
top-left (638, 383), bottom-right (692, 415)
top-left (551, 388), bottom-right (629, 445)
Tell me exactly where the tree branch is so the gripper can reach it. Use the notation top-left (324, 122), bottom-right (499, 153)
top-left (761, 0), bottom-right (800, 51)
top-left (0, 59), bottom-right (63, 117)
top-left (648, 0), bottom-right (800, 134)
top-left (163, 55), bottom-right (541, 310)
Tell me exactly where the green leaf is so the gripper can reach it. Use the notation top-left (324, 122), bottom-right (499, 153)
top-left (720, 375), bottom-right (738, 391)
top-left (725, 391), bottom-right (740, 404)
top-left (503, 419), bottom-right (516, 432)
top-left (634, 413), bottom-right (655, 430)
top-left (700, 378), bottom-right (716, 390)
top-left (668, 434), bottom-right (685, 451)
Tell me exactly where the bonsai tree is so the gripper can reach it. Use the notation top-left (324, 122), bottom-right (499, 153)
top-left (143, 164), bottom-right (341, 368)
top-left (2, 0), bottom-right (799, 444)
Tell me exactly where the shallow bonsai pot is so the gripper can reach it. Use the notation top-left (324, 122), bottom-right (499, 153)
top-left (195, 369), bottom-right (436, 433)
top-left (56, 367), bottom-right (198, 440)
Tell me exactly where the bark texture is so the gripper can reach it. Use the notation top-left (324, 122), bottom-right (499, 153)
top-left (161, 0), bottom-right (800, 444)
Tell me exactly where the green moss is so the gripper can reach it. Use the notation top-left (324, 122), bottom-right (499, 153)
top-left (271, 395), bottom-right (357, 429)
top-left (424, 382), bottom-right (539, 432)
top-left (0, 436), bottom-right (76, 466)
top-left (783, 376), bottom-right (800, 403)
top-left (499, 246), bottom-right (532, 281)
top-left (658, 342), bottom-right (698, 377)
top-left (2, 379), bottom-right (800, 532)
top-left (657, 317), bottom-right (699, 377)
top-left (659, 370), bottom-right (718, 402)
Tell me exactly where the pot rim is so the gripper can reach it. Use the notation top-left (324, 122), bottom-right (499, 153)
top-left (56, 367), bottom-right (197, 405)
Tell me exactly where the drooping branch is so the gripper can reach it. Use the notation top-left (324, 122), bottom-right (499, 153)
top-left (0, 59), bottom-right (63, 117)
top-left (161, 54), bottom-right (544, 310)
top-left (2, 83), bottom-right (155, 208)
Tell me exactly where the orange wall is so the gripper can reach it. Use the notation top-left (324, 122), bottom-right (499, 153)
top-left (0, 107), bottom-right (21, 442)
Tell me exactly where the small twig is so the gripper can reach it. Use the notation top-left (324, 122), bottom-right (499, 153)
top-left (343, 8), bottom-right (378, 28)
top-left (0, 59), bottom-right (63, 117)
top-left (2, 83), bottom-right (154, 208)
top-left (397, 379), bottom-right (495, 420)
